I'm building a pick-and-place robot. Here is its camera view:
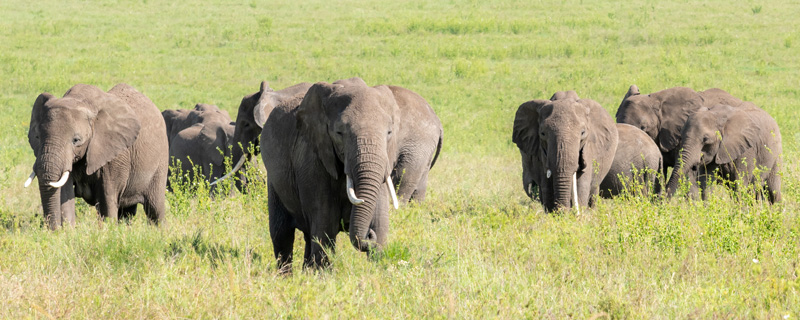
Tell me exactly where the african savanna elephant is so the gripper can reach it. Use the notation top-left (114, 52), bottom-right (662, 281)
top-left (25, 84), bottom-right (168, 229)
top-left (261, 77), bottom-right (442, 270)
top-left (665, 103), bottom-right (781, 203)
top-left (513, 91), bottom-right (618, 212)
top-left (162, 104), bottom-right (237, 194)
top-left (211, 81), bottom-right (311, 186)
top-left (615, 85), bottom-right (744, 177)
top-left (599, 123), bottom-right (663, 198)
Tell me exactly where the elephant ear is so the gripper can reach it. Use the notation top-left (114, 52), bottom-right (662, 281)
top-left (86, 95), bottom-right (141, 175)
top-left (657, 88), bottom-right (704, 153)
top-left (512, 99), bottom-right (549, 155)
top-left (29, 93), bottom-right (55, 150)
top-left (580, 99), bottom-right (617, 169)
top-left (253, 81), bottom-right (274, 128)
top-left (623, 85), bottom-right (640, 100)
top-left (296, 82), bottom-right (339, 179)
top-left (550, 90), bottom-right (579, 101)
top-left (201, 124), bottom-right (228, 167)
top-left (715, 107), bottom-right (759, 164)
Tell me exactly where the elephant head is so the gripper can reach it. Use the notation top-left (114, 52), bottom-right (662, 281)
top-left (513, 91), bottom-right (599, 212)
top-left (297, 78), bottom-right (399, 252)
top-left (219, 82), bottom-right (312, 183)
top-left (27, 84), bottom-right (140, 229)
top-left (616, 85), bottom-right (704, 155)
top-left (665, 104), bottom-right (761, 196)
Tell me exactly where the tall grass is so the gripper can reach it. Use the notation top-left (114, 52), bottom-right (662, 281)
top-left (1, 0), bottom-right (798, 317)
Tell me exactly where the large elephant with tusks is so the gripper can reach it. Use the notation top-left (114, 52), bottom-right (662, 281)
top-left (261, 77), bottom-right (442, 271)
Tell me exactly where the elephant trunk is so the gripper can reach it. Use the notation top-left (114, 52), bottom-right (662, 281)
top-left (348, 141), bottom-right (388, 253)
top-left (552, 171), bottom-right (574, 211)
top-left (547, 137), bottom-right (579, 212)
top-left (38, 181), bottom-right (62, 230)
top-left (33, 141), bottom-right (72, 230)
top-left (666, 142), bottom-right (701, 197)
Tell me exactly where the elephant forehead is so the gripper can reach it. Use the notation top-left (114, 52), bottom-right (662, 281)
top-left (542, 105), bottom-right (583, 125)
top-left (41, 104), bottom-right (90, 123)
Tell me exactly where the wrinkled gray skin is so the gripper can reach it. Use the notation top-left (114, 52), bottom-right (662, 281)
top-left (262, 77), bottom-right (442, 271)
top-left (162, 104), bottom-right (238, 194)
top-left (599, 123), bottom-right (663, 198)
top-left (28, 84), bottom-right (168, 229)
top-left (616, 85), bottom-right (744, 179)
top-left (226, 81), bottom-right (312, 183)
top-left (665, 103), bottom-right (782, 203)
top-left (513, 91), bottom-right (618, 212)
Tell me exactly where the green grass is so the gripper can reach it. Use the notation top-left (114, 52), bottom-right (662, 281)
top-left (1, 0), bottom-right (799, 318)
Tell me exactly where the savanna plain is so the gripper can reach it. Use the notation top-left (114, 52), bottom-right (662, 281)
top-left (1, 0), bottom-right (799, 318)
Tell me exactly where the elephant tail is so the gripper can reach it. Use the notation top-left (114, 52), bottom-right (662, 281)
top-left (430, 130), bottom-right (443, 169)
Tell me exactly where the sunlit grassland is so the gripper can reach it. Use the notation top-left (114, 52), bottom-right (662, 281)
top-left (1, 0), bottom-right (799, 318)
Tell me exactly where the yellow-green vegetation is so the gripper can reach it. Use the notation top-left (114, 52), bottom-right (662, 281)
top-left (1, 0), bottom-right (799, 318)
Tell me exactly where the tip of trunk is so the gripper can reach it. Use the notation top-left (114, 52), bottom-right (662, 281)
top-left (350, 228), bottom-right (379, 252)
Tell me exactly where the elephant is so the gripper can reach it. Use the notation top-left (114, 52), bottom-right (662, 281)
top-left (162, 103), bottom-right (238, 194)
top-left (261, 77), bottom-right (442, 270)
top-left (513, 90), bottom-right (618, 212)
top-left (665, 103), bottom-right (781, 203)
top-left (599, 123), bottom-right (663, 198)
top-left (25, 84), bottom-right (168, 229)
top-left (210, 81), bottom-right (312, 187)
top-left (615, 85), bottom-right (744, 178)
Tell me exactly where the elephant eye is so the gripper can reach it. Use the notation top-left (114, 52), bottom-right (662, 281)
top-left (72, 135), bottom-right (82, 146)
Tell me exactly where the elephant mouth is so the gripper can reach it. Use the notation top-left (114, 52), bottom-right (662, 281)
top-left (24, 170), bottom-right (70, 188)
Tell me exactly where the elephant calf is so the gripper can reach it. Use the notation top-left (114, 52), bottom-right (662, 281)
top-left (599, 123), bottom-right (663, 198)
top-left (665, 103), bottom-right (782, 203)
top-left (162, 104), bottom-right (240, 194)
top-left (25, 84), bottom-right (168, 229)
top-left (513, 91), bottom-right (618, 213)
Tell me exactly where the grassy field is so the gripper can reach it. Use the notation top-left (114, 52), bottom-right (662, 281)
top-left (2, 0), bottom-right (799, 318)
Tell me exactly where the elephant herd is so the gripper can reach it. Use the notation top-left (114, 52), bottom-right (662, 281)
top-left (23, 80), bottom-right (781, 271)
top-left (513, 86), bottom-right (782, 212)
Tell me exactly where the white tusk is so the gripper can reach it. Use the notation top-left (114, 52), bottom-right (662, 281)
top-left (48, 171), bottom-right (70, 188)
top-left (387, 176), bottom-right (398, 210)
top-left (527, 183), bottom-right (533, 195)
top-left (347, 175), bottom-right (364, 205)
top-left (573, 172), bottom-right (580, 216)
top-left (210, 157), bottom-right (246, 186)
top-left (547, 169), bottom-right (551, 178)
top-left (24, 171), bottom-right (36, 188)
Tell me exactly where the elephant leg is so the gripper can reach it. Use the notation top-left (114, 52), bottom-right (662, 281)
top-left (576, 166), bottom-right (593, 208)
top-left (142, 190), bottom-right (166, 226)
top-left (60, 177), bottom-right (76, 227)
top-left (409, 170), bottom-right (430, 202)
top-left (268, 185), bottom-right (296, 274)
top-left (304, 207), bottom-right (342, 269)
top-left (120, 205), bottom-right (137, 223)
top-left (767, 166), bottom-right (781, 204)
top-left (698, 166), bottom-right (713, 201)
top-left (304, 230), bottom-right (337, 269)
top-left (393, 152), bottom-right (430, 203)
top-left (98, 197), bottom-right (119, 221)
